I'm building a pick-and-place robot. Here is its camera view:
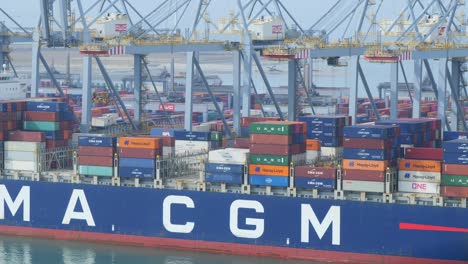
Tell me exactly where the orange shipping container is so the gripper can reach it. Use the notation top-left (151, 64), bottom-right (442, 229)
top-left (343, 159), bottom-right (388, 172)
top-left (306, 139), bottom-right (321, 151)
top-left (118, 137), bottom-right (161, 149)
top-left (398, 159), bottom-right (441, 172)
top-left (248, 164), bottom-right (290, 177)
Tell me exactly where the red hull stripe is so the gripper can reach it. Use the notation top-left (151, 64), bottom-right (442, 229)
top-left (400, 222), bottom-right (468, 233)
top-left (0, 225), bottom-right (464, 264)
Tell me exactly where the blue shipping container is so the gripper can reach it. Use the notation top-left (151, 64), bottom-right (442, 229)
top-left (343, 126), bottom-right (395, 139)
top-left (307, 134), bottom-right (342, 147)
top-left (443, 153), bottom-right (468, 165)
top-left (78, 136), bottom-right (116, 147)
top-left (299, 116), bottom-right (346, 127)
top-left (442, 139), bottom-right (468, 153)
top-left (205, 163), bottom-right (244, 174)
top-left (343, 148), bottom-right (392, 161)
top-left (118, 166), bottom-right (155, 179)
top-left (248, 175), bottom-right (289, 187)
top-left (443, 131), bottom-right (468, 141)
top-left (294, 177), bottom-right (335, 190)
top-left (205, 173), bottom-right (243, 184)
top-left (26, 101), bottom-right (66, 112)
top-left (375, 120), bottom-right (424, 134)
top-left (150, 128), bottom-right (184, 137)
top-left (174, 131), bottom-right (211, 141)
top-left (119, 158), bottom-right (155, 168)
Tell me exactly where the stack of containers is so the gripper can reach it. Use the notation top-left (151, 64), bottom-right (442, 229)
top-left (23, 101), bottom-right (74, 149)
top-left (174, 131), bottom-right (219, 155)
top-left (305, 139), bottom-right (321, 162)
top-left (4, 137), bottom-right (45, 172)
top-left (441, 139), bottom-right (468, 198)
top-left (0, 101), bottom-right (23, 141)
top-left (342, 125), bottom-right (399, 192)
top-left (77, 136), bottom-right (116, 177)
top-left (118, 137), bottom-right (161, 179)
top-left (298, 115), bottom-right (351, 158)
top-left (294, 166), bottom-right (336, 190)
top-left (248, 121), bottom-right (306, 187)
top-left (205, 148), bottom-right (248, 185)
top-left (398, 147), bottom-right (442, 194)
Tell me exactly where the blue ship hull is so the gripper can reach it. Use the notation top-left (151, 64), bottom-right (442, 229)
top-left (0, 180), bottom-right (466, 263)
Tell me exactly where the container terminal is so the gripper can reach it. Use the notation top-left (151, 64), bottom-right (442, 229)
top-left (0, 1), bottom-right (467, 264)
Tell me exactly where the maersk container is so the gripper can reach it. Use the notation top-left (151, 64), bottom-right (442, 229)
top-left (441, 175), bottom-right (468, 187)
top-left (78, 136), bottom-right (116, 147)
top-left (442, 139), bottom-right (468, 153)
top-left (4, 151), bottom-right (38, 162)
top-left (5, 160), bottom-right (39, 172)
top-left (248, 175), bottom-right (289, 187)
top-left (119, 158), bottom-right (155, 168)
top-left (398, 181), bottom-right (440, 194)
top-left (205, 173), bottom-right (243, 184)
top-left (174, 131), bottom-right (211, 141)
top-left (343, 126), bottom-right (394, 139)
top-left (205, 163), bottom-right (244, 174)
top-left (118, 166), bottom-right (154, 179)
top-left (79, 165), bottom-right (113, 177)
top-left (5, 141), bottom-right (45, 152)
top-left (23, 121), bottom-right (60, 131)
top-left (26, 101), bottom-right (66, 112)
top-left (342, 180), bottom-right (385, 192)
top-left (343, 148), bottom-right (392, 161)
top-left (294, 177), bottom-right (335, 190)
top-left (443, 153), bottom-right (468, 165)
top-left (398, 170), bottom-right (441, 183)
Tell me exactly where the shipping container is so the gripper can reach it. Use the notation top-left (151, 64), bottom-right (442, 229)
top-left (8, 131), bottom-right (45, 142)
top-left (321, 147), bottom-right (344, 157)
top-left (205, 163), bottom-right (244, 174)
top-left (119, 157), bottom-right (155, 168)
top-left (248, 164), bottom-right (289, 177)
top-left (343, 125), bottom-right (395, 139)
top-left (250, 122), bottom-right (297, 135)
top-left (118, 166), bottom-right (154, 179)
top-left (4, 160), bottom-right (39, 172)
top-left (118, 148), bottom-right (160, 159)
top-left (78, 136), bottom-right (116, 147)
top-left (443, 153), bottom-right (468, 165)
top-left (79, 155), bottom-right (114, 167)
top-left (398, 181), bottom-right (440, 194)
top-left (343, 138), bottom-right (394, 150)
top-left (174, 131), bottom-right (211, 141)
top-left (441, 175), bottom-right (468, 187)
top-left (24, 111), bottom-right (61, 121)
top-left (398, 170), bottom-right (441, 183)
top-left (342, 180), bottom-right (385, 192)
top-left (398, 159), bottom-right (441, 172)
top-left (298, 116), bottom-right (347, 127)
top-left (5, 141), bottom-right (45, 152)
top-left (249, 154), bottom-right (291, 166)
top-left (4, 151), bottom-right (38, 162)
top-left (306, 139), bottom-right (321, 151)
top-left (294, 166), bottom-right (336, 179)
top-left (307, 134), bottom-right (343, 147)
top-left (249, 143), bottom-right (305, 155)
top-left (118, 137), bottom-right (161, 149)
top-left (440, 185), bottom-right (468, 197)
top-left (79, 165), bottom-right (113, 177)
top-left (208, 148), bottom-right (249, 164)
top-left (26, 101), bottom-right (66, 112)
top-left (343, 148), bottom-right (392, 161)
top-left (294, 177), bottom-right (335, 190)
top-left (250, 134), bottom-right (292, 145)
top-left (404, 147), bottom-right (443, 160)
top-left (342, 169), bottom-right (385, 181)
top-left (150, 128), bottom-right (184, 137)
top-left (78, 146), bottom-right (114, 157)
top-left (343, 159), bottom-right (389, 171)
top-left (248, 175), bottom-right (289, 187)
top-left (23, 121), bottom-right (60, 131)
top-left (442, 139), bottom-right (468, 153)
top-left (442, 163), bottom-right (468, 176)
top-left (43, 131), bottom-right (64, 140)
top-left (205, 173), bottom-right (243, 184)
top-left (175, 140), bottom-right (211, 154)
top-left (233, 138), bottom-right (249, 149)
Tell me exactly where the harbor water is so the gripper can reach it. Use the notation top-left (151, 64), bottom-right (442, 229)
top-left (0, 236), bottom-right (326, 264)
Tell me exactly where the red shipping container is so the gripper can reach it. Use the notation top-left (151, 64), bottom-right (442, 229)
top-left (294, 166), bottom-right (336, 179)
top-left (233, 138), bottom-right (249, 149)
top-left (23, 111), bottom-right (61, 121)
top-left (46, 139), bottom-right (69, 149)
top-left (404, 147), bottom-right (443, 161)
top-left (78, 146), bottom-right (114, 157)
top-left (250, 134), bottom-right (292, 145)
top-left (343, 138), bottom-right (393, 150)
top-left (79, 155), bottom-right (114, 167)
top-left (249, 143), bottom-right (304, 155)
top-left (118, 148), bottom-right (161, 159)
top-left (0, 112), bottom-right (19, 121)
top-left (442, 164), bottom-right (468, 176)
top-left (342, 169), bottom-right (386, 181)
top-left (440, 186), bottom-right (468, 198)
top-left (8, 131), bottom-right (45, 142)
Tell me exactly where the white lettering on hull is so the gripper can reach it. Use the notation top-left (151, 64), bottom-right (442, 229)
top-left (301, 205), bottom-right (340, 245)
top-left (163, 195), bottom-right (195, 233)
top-left (0, 185), bottom-right (30, 222)
top-left (230, 200), bottom-right (264, 239)
top-left (62, 189), bottom-right (96, 227)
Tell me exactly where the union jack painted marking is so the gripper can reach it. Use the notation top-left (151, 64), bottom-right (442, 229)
top-left (108, 46), bottom-right (126, 56)
top-left (398, 51), bottom-right (412, 61)
top-left (295, 49), bottom-right (310, 59)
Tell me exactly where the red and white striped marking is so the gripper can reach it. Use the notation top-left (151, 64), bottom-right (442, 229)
top-left (108, 46), bottom-right (126, 56)
top-left (295, 49), bottom-right (310, 59)
top-left (398, 51), bottom-right (411, 61)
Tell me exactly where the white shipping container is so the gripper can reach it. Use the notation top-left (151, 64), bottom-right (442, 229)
top-left (306, 150), bottom-right (320, 162)
top-left (208, 148), bottom-right (249, 164)
top-left (5, 141), bottom-right (45, 152)
top-left (321, 147), bottom-right (343, 157)
top-left (398, 181), bottom-right (440, 194)
top-left (398, 170), bottom-right (441, 183)
top-left (175, 140), bottom-right (211, 155)
top-left (4, 160), bottom-right (39, 172)
top-left (4, 151), bottom-right (39, 162)
top-left (343, 180), bottom-right (385, 192)
top-left (92, 116), bottom-right (114, 127)
top-left (192, 124), bottom-right (211, 132)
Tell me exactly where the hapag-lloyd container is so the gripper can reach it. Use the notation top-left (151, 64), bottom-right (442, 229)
top-left (343, 159), bottom-right (389, 171)
top-left (398, 181), bottom-right (440, 194)
top-left (294, 166), bottom-right (336, 179)
top-left (398, 159), bottom-right (441, 172)
top-left (119, 137), bottom-right (161, 149)
top-left (248, 164), bottom-right (289, 177)
top-left (398, 170), bottom-right (441, 183)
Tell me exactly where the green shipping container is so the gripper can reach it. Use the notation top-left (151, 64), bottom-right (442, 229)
top-left (79, 165), bottom-right (114, 177)
top-left (24, 121), bottom-right (60, 131)
top-left (250, 123), bottom-right (292, 135)
top-left (249, 154), bottom-right (291, 166)
top-left (442, 175), bottom-right (468, 187)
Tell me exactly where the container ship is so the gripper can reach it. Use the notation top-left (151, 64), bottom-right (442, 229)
top-left (0, 98), bottom-right (466, 264)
